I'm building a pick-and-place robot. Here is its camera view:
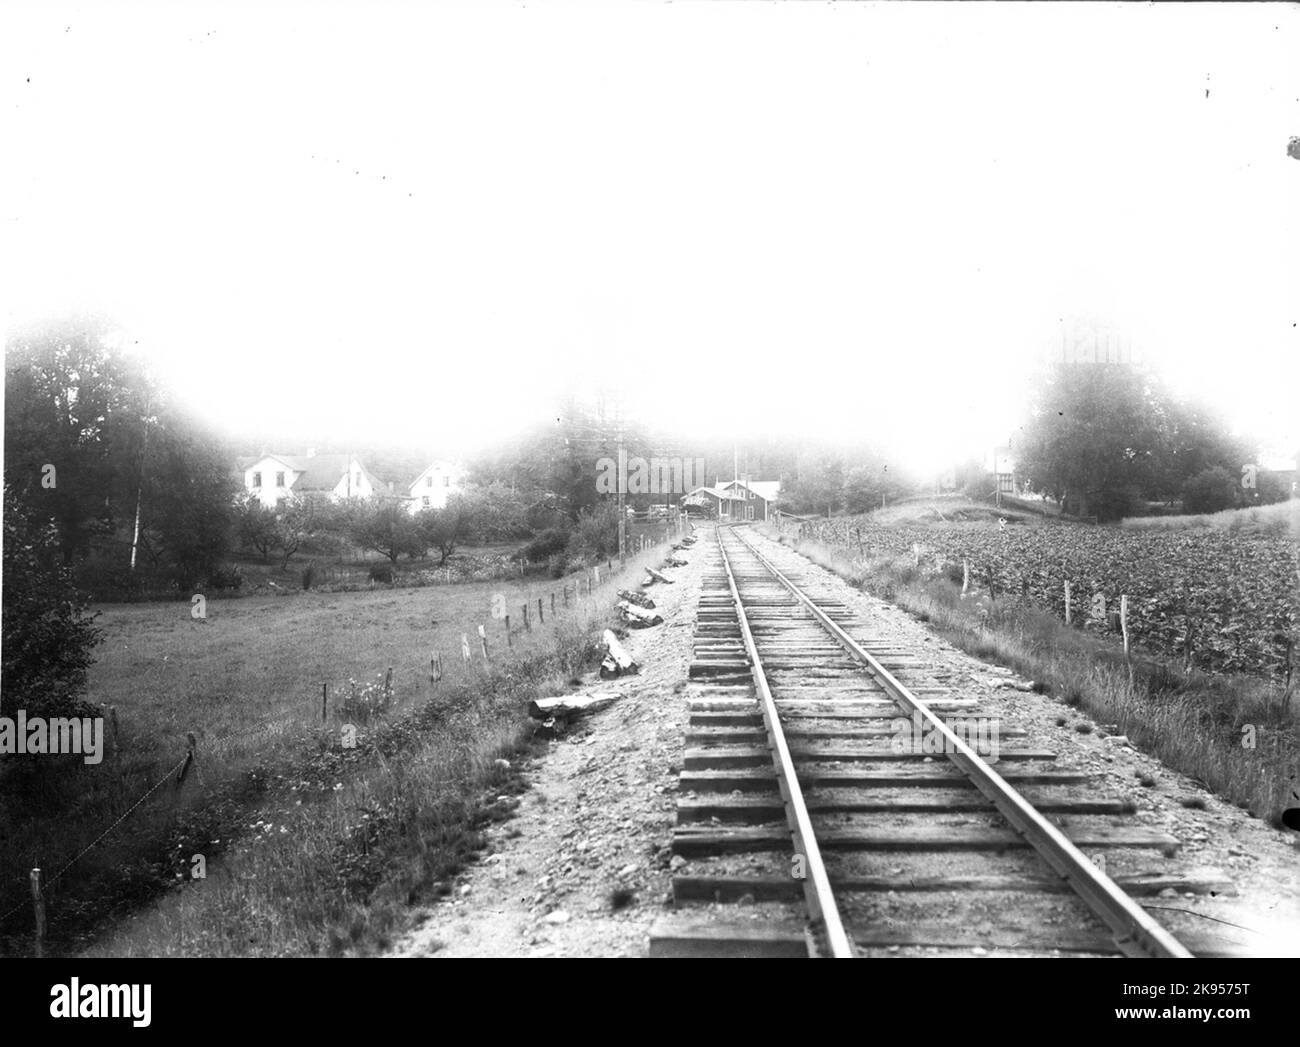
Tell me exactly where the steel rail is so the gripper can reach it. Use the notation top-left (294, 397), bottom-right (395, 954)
top-left (731, 527), bottom-right (1193, 959)
top-left (716, 528), bottom-right (856, 958)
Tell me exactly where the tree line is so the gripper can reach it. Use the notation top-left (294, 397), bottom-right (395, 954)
top-left (1015, 361), bottom-right (1291, 520)
top-left (750, 362), bottom-right (1292, 522)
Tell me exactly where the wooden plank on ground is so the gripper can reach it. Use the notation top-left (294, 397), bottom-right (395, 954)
top-left (671, 869), bottom-right (1236, 902)
top-left (671, 824), bottom-right (1179, 856)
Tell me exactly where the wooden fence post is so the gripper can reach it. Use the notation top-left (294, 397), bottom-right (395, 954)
top-left (523, 604), bottom-right (530, 630)
top-left (109, 705), bottom-right (121, 774)
top-left (176, 732), bottom-right (197, 787)
top-left (961, 560), bottom-right (970, 598)
top-left (478, 624), bottom-right (489, 662)
top-left (1064, 580), bottom-right (1072, 625)
top-left (550, 592), bottom-right (555, 615)
top-left (430, 652), bottom-right (443, 682)
top-left (505, 615), bottom-right (512, 645)
top-left (1120, 595), bottom-right (1130, 659)
top-left (461, 634), bottom-right (471, 663)
top-left (322, 682), bottom-right (328, 723)
top-left (537, 597), bottom-right (544, 624)
top-left (384, 667), bottom-right (393, 698)
top-left (30, 868), bottom-right (45, 959)
top-left (563, 586), bottom-right (569, 607)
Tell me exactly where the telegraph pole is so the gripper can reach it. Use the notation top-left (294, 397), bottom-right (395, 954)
top-left (616, 408), bottom-right (626, 562)
top-left (732, 441), bottom-right (739, 522)
top-left (129, 393), bottom-right (152, 572)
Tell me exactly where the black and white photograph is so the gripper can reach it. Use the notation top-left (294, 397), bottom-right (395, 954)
top-left (1, 0), bottom-right (1297, 1017)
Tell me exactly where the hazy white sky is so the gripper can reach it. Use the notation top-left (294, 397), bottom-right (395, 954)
top-left (3, 1), bottom-right (1297, 474)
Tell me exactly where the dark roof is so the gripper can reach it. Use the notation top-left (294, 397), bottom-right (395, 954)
top-left (720, 479), bottom-right (781, 502)
top-left (238, 453), bottom-right (383, 494)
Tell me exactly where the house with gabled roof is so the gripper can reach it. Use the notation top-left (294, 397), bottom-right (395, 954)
top-left (237, 450), bottom-right (383, 509)
top-left (404, 460), bottom-right (464, 514)
top-left (683, 479), bottom-right (781, 522)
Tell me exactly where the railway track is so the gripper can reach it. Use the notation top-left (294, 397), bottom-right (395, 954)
top-left (649, 525), bottom-right (1237, 958)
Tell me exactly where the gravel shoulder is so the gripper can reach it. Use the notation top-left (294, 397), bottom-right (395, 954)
top-left (390, 548), bottom-right (705, 958)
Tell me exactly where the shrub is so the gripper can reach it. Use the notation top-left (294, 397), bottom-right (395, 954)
top-left (521, 528), bottom-right (570, 563)
top-left (208, 564), bottom-right (243, 590)
top-left (341, 677), bottom-right (392, 724)
top-left (572, 503), bottom-right (621, 559)
top-left (546, 552), bottom-right (568, 579)
top-left (1, 493), bottom-right (103, 719)
top-left (368, 564), bottom-right (394, 584)
top-left (302, 563), bottom-right (318, 590)
top-left (1088, 483), bottom-right (1143, 522)
top-left (1182, 466), bottom-right (1238, 515)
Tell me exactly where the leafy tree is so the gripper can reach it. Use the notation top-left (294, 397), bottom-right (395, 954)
top-left (1017, 363), bottom-right (1167, 520)
top-left (570, 503), bottom-right (620, 559)
top-left (1, 491), bottom-right (103, 719)
top-left (272, 496), bottom-right (320, 569)
top-left (236, 493), bottom-right (278, 561)
top-left (416, 490), bottom-right (492, 564)
top-left (462, 482), bottom-right (529, 542)
top-left (1149, 399), bottom-right (1251, 504)
top-left (1250, 470), bottom-right (1292, 506)
top-left (352, 498), bottom-right (423, 564)
top-left (139, 411), bottom-right (236, 590)
top-left (4, 315), bottom-right (155, 561)
top-left (783, 455), bottom-right (844, 516)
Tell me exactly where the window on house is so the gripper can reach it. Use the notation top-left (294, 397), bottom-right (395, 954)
top-left (422, 496), bottom-right (430, 508)
top-left (276, 472), bottom-right (286, 487)
top-left (443, 476), bottom-right (450, 487)
top-left (427, 476), bottom-right (434, 487)
top-left (252, 472), bottom-right (262, 488)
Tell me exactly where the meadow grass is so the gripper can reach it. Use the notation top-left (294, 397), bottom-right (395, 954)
top-left (0, 541), bottom-right (674, 956)
top-left (1121, 498), bottom-right (1297, 536)
top-left (863, 496), bottom-right (1050, 528)
top-left (768, 530), bottom-right (1297, 828)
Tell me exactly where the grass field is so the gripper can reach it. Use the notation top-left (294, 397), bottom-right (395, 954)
top-left (88, 563), bottom-right (622, 764)
top-left (863, 496), bottom-right (1049, 528)
top-left (0, 536), bottom-right (681, 957)
top-left (1121, 498), bottom-right (1298, 536)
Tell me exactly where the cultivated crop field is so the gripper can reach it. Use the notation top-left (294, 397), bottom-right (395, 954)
top-left (797, 514), bottom-right (1299, 678)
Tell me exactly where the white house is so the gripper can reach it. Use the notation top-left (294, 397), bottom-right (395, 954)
top-left (405, 461), bottom-right (464, 514)
top-left (237, 451), bottom-right (383, 509)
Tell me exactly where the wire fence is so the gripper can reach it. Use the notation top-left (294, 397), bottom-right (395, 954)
top-left (0, 519), bottom-right (694, 955)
